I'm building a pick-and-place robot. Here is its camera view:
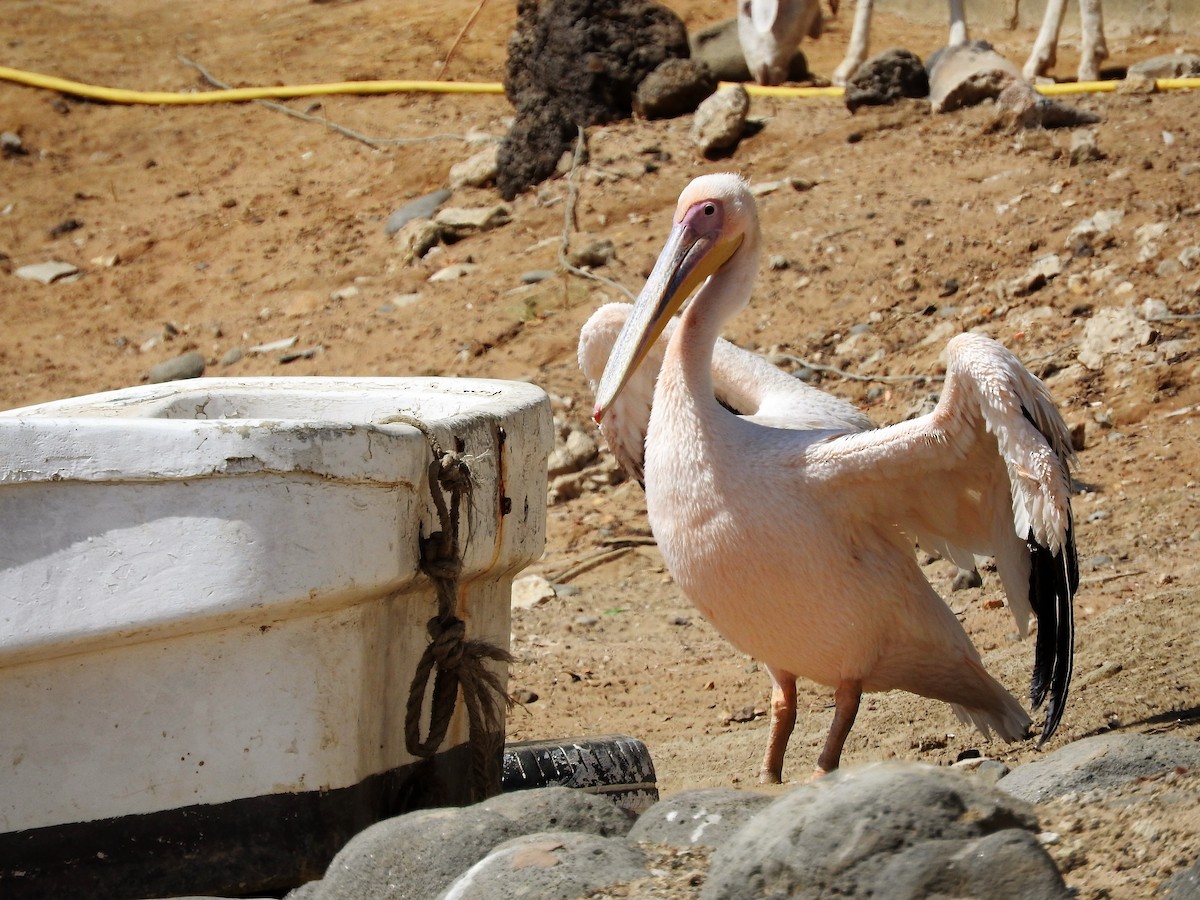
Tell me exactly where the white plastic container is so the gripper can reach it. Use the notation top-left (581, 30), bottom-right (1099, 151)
top-left (0, 376), bottom-right (552, 897)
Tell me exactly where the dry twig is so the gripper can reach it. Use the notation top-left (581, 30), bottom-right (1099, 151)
top-left (177, 55), bottom-right (469, 149)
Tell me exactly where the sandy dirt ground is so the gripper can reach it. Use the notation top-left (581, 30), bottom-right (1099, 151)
top-left (3, 1), bottom-right (1199, 896)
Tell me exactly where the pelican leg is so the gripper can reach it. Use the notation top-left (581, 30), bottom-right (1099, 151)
top-left (758, 668), bottom-right (798, 784)
top-left (814, 679), bottom-right (863, 777)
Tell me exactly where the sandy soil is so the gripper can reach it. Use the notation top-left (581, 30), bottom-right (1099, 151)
top-left (3, 1), bottom-right (1199, 896)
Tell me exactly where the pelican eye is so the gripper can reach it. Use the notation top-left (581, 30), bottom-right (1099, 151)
top-left (703, 203), bottom-right (717, 216)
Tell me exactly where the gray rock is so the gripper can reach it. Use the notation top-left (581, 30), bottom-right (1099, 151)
top-left (927, 40), bottom-right (1021, 114)
top-left (547, 427), bottom-right (598, 477)
top-left (433, 831), bottom-right (647, 900)
top-left (844, 48), bottom-right (929, 113)
top-left (951, 566), bottom-right (983, 591)
top-left (394, 218), bottom-right (441, 264)
top-left (14, 260), bottom-right (80, 284)
top-left (1070, 128), bottom-right (1104, 165)
top-left (521, 269), bottom-right (556, 284)
top-left (998, 733), bottom-right (1200, 804)
top-left (634, 57), bottom-right (717, 120)
top-left (449, 147), bottom-right (499, 190)
top-left (871, 829), bottom-right (1069, 900)
top-left (691, 85), bottom-right (750, 157)
top-left (1077, 306), bottom-right (1153, 370)
top-left (1065, 206), bottom-right (1124, 251)
top-left (627, 788), bottom-right (772, 848)
top-left (511, 574), bottom-right (557, 609)
top-left (565, 238), bottom-right (615, 269)
top-left (1128, 53), bottom-right (1200, 79)
top-left (284, 883), bottom-right (320, 899)
top-left (701, 762), bottom-right (1050, 900)
top-left (428, 263), bottom-right (479, 282)
top-left (1158, 856), bottom-right (1200, 898)
top-left (689, 18), bottom-right (751, 82)
top-left (435, 204), bottom-right (512, 240)
top-left (311, 807), bottom-right (525, 900)
top-left (220, 347), bottom-right (244, 367)
top-left (147, 351), bottom-right (206, 384)
top-left (479, 786), bottom-right (633, 838)
top-left (1, 130), bottom-right (26, 156)
top-left (1009, 253), bottom-right (1064, 296)
top-left (989, 81), bottom-right (1102, 131)
top-left (384, 188), bottom-right (452, 235)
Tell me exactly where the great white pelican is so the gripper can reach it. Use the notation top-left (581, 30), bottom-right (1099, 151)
top-left (579, 173), bottom-right (1078, 782)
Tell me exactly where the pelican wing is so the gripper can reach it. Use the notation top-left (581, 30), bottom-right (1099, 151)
top-left (802, 331), bottom-right (1078, 743)
top-left (579, 302), bottom-right (873, 481)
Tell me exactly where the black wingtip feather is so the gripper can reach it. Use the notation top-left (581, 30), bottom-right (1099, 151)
top-left (1027, 514), bottom-right (1079, 747)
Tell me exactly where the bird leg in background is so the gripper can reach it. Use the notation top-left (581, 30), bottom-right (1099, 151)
top-left (814, 679), bottom-right (864, 777)
top-left (759, 668), bottom-right (798, 785)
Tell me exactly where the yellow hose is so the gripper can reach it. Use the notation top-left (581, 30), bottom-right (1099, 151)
top-left (0, 65), bottom-right (505, 103)
top-left (2, 63), bottom-right (1198, 105)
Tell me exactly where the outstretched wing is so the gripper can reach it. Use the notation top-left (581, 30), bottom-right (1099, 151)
top-left (803, 331), bottom-right (1078, 744)
top-left (579, 302), bottom-right (873, 481)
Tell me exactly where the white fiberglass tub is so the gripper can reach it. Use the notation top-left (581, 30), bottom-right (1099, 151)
top-left (0, 376), bottom-right (552, 898)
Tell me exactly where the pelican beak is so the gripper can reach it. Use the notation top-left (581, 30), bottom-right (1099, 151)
top-left (592, 214), bottom-right (742, 422)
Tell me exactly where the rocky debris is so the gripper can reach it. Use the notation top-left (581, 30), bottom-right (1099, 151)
top-left (548, 425), bottom-right (598, 477)
top-left (435, 831), bottom-right (648, 899)
top-left (248, 336), bottom-right (298, 354)
top-left (1128, 52), bottom-right (1200, 79)
top-left (278, 757), bottom-right (1130, 899)
top-left (428, 262), bottom-right (479, 282)
top-left (498, 0), bottom-right (689, 199)
top-left (1007, 253), bottom-right (1064, 297)
top-left (702, 762), bottom-right (1066, 900)
top-left (14, 260), bottom-right (80, 284)
top-left (394, 217), bottom-right (441, 264)
top-left (1135, 221), bottom-right (1170, 263)
top-left (384, 188), bottom-right (451, 235)
top-left (328, 285), bottom-right (360, 302)
top-left (627, 788), bottom-right (771, 848)
top-left (844, 48), bottom-right (929, 113)
top-left (691, 84), bottom-right (750, 157)
top-left (1160, 857), bottom-right (1200, 898)
top-left (634, 57), bottom-right (717, 120)
top-left (479, 783), bottom-right (635, 837)
top-left (435, 204), bottom-right (512, 241)
top-left (438, 205), bottom-right (513, 240)
top-left (548, 452), bottom-right (625, 504)
top-left (1, 130), bottom-right (27, 158)
top-left (987, 81), bottom-right (1103, 132)
top-left (449, 146), bottom-right (499, 190)
top-left (927, 40), bottom-right (1021, 114)
top-left (1077, 305), bottom-right (1154, 370)
top-left (147, 350), bottom-right (206, 384)
top-left (512, 573), bottom-right (557, 609)
top-left (56, 733), bottom-right (1199, 898)
top-left (952, 566), bottom-right (983, 591)
top-left (998, 733), bottom-right (1200, 804)
top-left (1066, 207), bottom-right (1124, 252)
top-left (1069, 128), bottom-right (1104, 165)
top-left (565, 237), bottom-right (615, 269)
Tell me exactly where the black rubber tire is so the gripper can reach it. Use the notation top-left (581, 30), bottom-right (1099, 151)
top-left (501, 734), bottom-right (658, 813)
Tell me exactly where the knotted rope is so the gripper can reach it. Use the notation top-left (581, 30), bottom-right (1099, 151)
top-left (392, 416), bottom-right (513, 800)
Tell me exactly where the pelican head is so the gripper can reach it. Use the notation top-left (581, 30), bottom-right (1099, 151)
top-left (592, 173), bottom-right (757, 423)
